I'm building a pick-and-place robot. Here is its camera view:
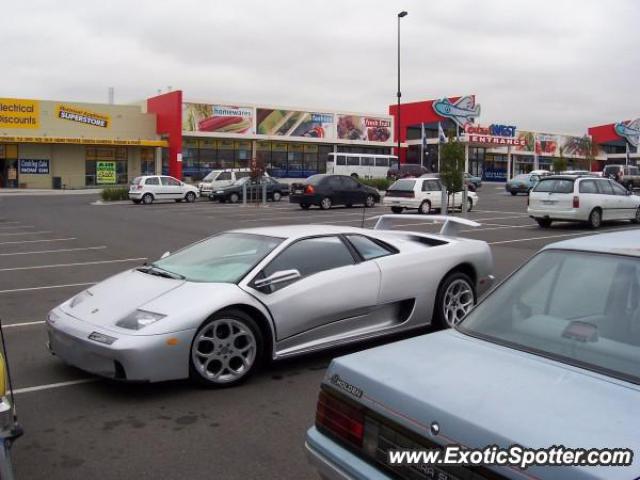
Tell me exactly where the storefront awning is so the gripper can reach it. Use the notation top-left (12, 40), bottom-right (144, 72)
top-left (0, 135), bottom-right (167, 147)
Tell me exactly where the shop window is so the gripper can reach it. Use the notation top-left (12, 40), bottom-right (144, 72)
top-left (287, 144), bottom-right (303, 174)
top-left (85, 147), bottom-right (127, 186)
top-left (141, 148), bottom-right (155, 175)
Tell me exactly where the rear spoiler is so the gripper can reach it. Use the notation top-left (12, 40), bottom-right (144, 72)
top-left (369, 215), bottom-right (481, 237)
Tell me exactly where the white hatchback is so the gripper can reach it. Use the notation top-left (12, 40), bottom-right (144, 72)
top-left (383, 177), bottom-right (478, 214)
top-left (129, 175), bottom-right (200, 205)
top-left (198, 169), bottom-right (254, 195)
top-left (528, 175), bottom-right (640, 228)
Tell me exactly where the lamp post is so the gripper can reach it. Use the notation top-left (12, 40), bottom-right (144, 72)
top-left (396, 11), bottom-right (407, 167)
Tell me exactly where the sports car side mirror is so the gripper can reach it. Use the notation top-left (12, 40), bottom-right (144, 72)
top-left (253, 269), bottom-right (301, 289)
top-left (160, 251), bottom-right (171, 259)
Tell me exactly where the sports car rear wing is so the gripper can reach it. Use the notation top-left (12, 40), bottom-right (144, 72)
top-left (370, 215), bottom-right (481, 237)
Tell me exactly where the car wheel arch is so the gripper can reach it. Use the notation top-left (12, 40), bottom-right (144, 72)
top-left (436, 263), bottom-right (477, 293)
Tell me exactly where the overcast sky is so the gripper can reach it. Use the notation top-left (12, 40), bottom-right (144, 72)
top-left (2, 0), bottom-right (638, 134)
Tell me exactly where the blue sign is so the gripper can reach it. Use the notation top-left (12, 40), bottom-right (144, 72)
top-left (483, 167), bottom-right (507, 182)
top-left (489, 124), bottom-right (516, 137)
top-left (19, 159), bottom-right (50, 175)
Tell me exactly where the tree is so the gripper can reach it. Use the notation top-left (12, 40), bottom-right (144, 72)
top-left (552, 146), bottom-right (568, 173)
top-left (578, 135), bottom-right (599, 171)
top-left (439, 138), bottom-right (465, 194)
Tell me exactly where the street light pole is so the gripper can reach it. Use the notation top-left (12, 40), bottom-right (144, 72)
top-left (397, 11), bottom-right (407, 167)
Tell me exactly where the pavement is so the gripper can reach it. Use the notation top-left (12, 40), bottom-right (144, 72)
top-left (1, 184), bottom-right (638, 479)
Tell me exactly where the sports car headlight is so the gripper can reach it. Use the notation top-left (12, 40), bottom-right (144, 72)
top-left (116, 310), bottom-right (166, 330)
top-left (69, 290), bottom-right (92, 308)
top-left (47, 310), bottom-right (61, 325)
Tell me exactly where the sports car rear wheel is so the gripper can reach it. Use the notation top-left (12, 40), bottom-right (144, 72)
top-left (434, 272), bottom-right (476, 329)
top-left (189, 309), bottom-right (263, 387)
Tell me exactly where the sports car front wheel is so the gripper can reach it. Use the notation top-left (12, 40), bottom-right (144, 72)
top-left (433, 272), bottom-right (476, 329)
top-left (189, 309), bottom-right (264, 387)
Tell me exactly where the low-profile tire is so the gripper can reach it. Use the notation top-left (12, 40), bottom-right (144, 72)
top-left (272, 191), bottom-right (282, 202)
top-left (588, 208), bottom-right (602, 229)
top-left (189, 309), bottom-right (264, 388)
top-left (419, 200), bottom-right (432, 215)
top-left (185, 191), bottom-right (196, 203)
top-left (391, 206), bottom-right (403, 214)
top-left (510, 191), bottom-right (517, 196)
top-left (300, 203), bottom-right (311, 210)
top-left (433, 272), bottom-right (476, 329)
top-left (142, 193), bottom-right (153, 205)
top-left (536, 218), bottom-right (552, 228)
top-left (633, 207), bottom-right (640, 224)
top-left (466, 198), bottom-right (473, 212)
top-left (320, 197), bottom-right (332, 210)
top-left (229, 192), bottom-right (240, 204)
top-left (365, 195), bottom-right (375, 208)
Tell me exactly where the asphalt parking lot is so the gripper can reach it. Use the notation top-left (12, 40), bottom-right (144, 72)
top-left (1, 185), bottom-right (639, 480)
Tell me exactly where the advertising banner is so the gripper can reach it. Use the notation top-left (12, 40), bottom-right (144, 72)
top-left (96, 161), bottom-right (116, 184)
top-left (56, 104), bottom-right (110, 128)
top-left (182, 103), bottom-right (253, 134)
top-left (336, 114), bottom-right (392, 142)
top-left (0, 98), bottom-right (40, 129)
top-left (19, 159), bottom-right (50, 175)
top-left (515, 132), bottom-right (590, 157)
top-left (257, 109), bottom-right (334, 138)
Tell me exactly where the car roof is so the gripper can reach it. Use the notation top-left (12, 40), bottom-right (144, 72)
top-left (232, 224), bottom-right (368, 238)
top-left (543, 230), bottom-right (640, 257)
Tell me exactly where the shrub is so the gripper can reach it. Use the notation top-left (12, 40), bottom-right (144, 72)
top-left (101, 187), bottom-right (130, 201)
top-left (358, 178), bottom-right (393, 191)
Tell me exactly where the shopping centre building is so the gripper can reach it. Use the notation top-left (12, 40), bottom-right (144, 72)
top-left (0, 90), bottom-right (637, 188)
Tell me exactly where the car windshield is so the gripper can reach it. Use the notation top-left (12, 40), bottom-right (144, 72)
top-left (460, 250), bottom-right (640, 384)
top-left (388, 179), bottom-right (416, 191)
top-left (151, 233), bottom-right (283, 283)
top-left (306, 174), bottom-right (325, 185)
top-left (202, 171), bottom-right (219, 181)
top-left (533, 178), bottom-right (574, 193)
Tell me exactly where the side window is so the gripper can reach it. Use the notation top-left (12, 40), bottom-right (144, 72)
top-left (160, 177), bottom-right (171, 186)
top-left (595, 180), bottom-right (614, 195)
top-left (341, 177), bottom-right (359, 189)
top-left (167, 177), bottom-right (181, 186)
top-left (327, 177), bottom-right (342, 189)
top-left (375, 158), bottom-right (389, 167)
top-left (336, 156), bottom-right (346, 166)
top-left (421, 180), bottom-right (430, 192)
top-left (427, 180), bottom-right (441, 191)
top-left (235, 171), bottom-right (250, 179)
top-left (260, 237), bottom-right (355, 292)
top-left (611, 181), bottom-right (629, 196)
top-left (629, 166), bottom-right (639, 175)
top-left (346, 157), bottom-right (360, 166)
top-left (218, 172), bottom-right (232, 181)
top-left (346, 235), bottom-right (394, 260)
top-left (579, 180), bottom-right (597, 194)
top-left (361, 157), bottom-right (374, 166)
top-left (145, 177), bottom-right (159, 186)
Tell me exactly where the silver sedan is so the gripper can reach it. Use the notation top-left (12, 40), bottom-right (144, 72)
top-left (46, 216), bottom-right (494, 387)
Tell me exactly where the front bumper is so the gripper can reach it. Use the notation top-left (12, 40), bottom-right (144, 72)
top-left (306, 427), bottom-right (391, 480)
top-left (46, 308), bottom-right (196, 383)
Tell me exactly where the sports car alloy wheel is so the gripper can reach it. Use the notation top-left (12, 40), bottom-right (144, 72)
top-left (438, 275), bottom-right (475, 328)
top-left (191, 317), bottom-right (258, 385)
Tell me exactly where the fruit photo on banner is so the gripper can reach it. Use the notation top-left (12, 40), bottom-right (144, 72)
top-left (182, 103), bottom-right (253, 134)
top-left (256, 109), bottom-right (333, 138)
top-left (336, 115), bottom-right (391, 142)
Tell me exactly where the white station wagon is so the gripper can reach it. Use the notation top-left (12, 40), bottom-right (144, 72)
top-left (129, 175), bottom-right (200, 205)
top-left (528, 175), bottom-right (640, 228)
top-left (383, 177), bottom-right (478, 214)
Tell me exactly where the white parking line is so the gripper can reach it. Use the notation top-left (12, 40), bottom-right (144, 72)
top-left (489, 226), bottom-right (640, 245)
top-left (0, 257), bottom-right (146, 272)
top-left (473, 209), bottom-right (528, 215)
top-left (0, 282), bottom-right (96, 294)
top-left (13, 379), bottom-right (97, 395)
top-left (3, 320), bottom-right (45, 328)
top-left (0, 246), bottom-right (106, 256)
top-left (0, 230), bottom-right (51, 236)
top-left (0, 225), bottom-right (34, 230)
top-left (0, 237), bottom-right (77, 246)
top-left (462, 224), bottom-right (536, 233)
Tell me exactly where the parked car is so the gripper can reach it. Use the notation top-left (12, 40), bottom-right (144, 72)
top-left (560, 170), bottom-right (594, 176)
top-left (386, 164), bottom-right (429, 180)
top-left (383, 177), bottom-right (478, 214)
top-left (0, 348), bottom-right (21, 479)
top-left (306, 230), bottom-right (640, 480)
top-left (197, 169), bottom-right (253, 195)
top-left (528, 175), bottom-right (640, 228)
top-left (603, 164), bottom-right (640, 191)
top-left (46, 217), bottom-right (493, 387)
top-left (209, 176), bottom-right (289, 203)
top-left (289, 174), bottom-right (380, 210)
top-left (129, 175), bottom-right (200, 205)
top-left (530, 169), bottom-right (551, 176)
top-left (505, 173), bottom-right (541, 195)
top-left (422, 172), bottom-right (478, 192)
top-left (464, 172), bottom-right (482, 189)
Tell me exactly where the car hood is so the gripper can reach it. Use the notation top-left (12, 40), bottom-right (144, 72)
top-left (58, 269), bottom-right (248, 335)
top-left (325, 330), bottom-right (640, 479)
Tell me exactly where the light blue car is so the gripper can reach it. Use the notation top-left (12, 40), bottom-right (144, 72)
top-left (306, 230), bottom-right (640, 480)
top-left (505, 173), bottom-right (541, 195)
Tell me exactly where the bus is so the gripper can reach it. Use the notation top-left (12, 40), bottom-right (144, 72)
top-left (328, 153), bottom-right (399, 179)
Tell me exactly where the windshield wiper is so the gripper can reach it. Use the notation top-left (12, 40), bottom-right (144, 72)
top-left (137, 265), bottom-right (185, 280)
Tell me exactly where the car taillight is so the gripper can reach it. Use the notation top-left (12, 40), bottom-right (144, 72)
top-left (316, 390), bottom-right (364, 448)
top-left (573, 196), bottom-right (579, 208)
top-left (304, 185), bottom-right (315, 195)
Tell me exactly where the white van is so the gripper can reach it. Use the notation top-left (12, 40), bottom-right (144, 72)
top-left (198, 169), bottom-right (253, 195)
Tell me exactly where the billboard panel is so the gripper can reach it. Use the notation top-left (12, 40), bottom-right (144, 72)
top-left (336, 114), bottom-right (392, 142)
top-left (256, 109), bottom-right (333, 138)
top-left (182, 103), bottom-right (253, 134)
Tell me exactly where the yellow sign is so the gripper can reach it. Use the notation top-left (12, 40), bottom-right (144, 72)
top-left (56, 104), bottom-right (110, 128)
top-left (96, 161), bottom-right (116, 184)
top-left (0, 136), bottom-right (167, 147)
top-left (0, 98), bottom-right (40, 129)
